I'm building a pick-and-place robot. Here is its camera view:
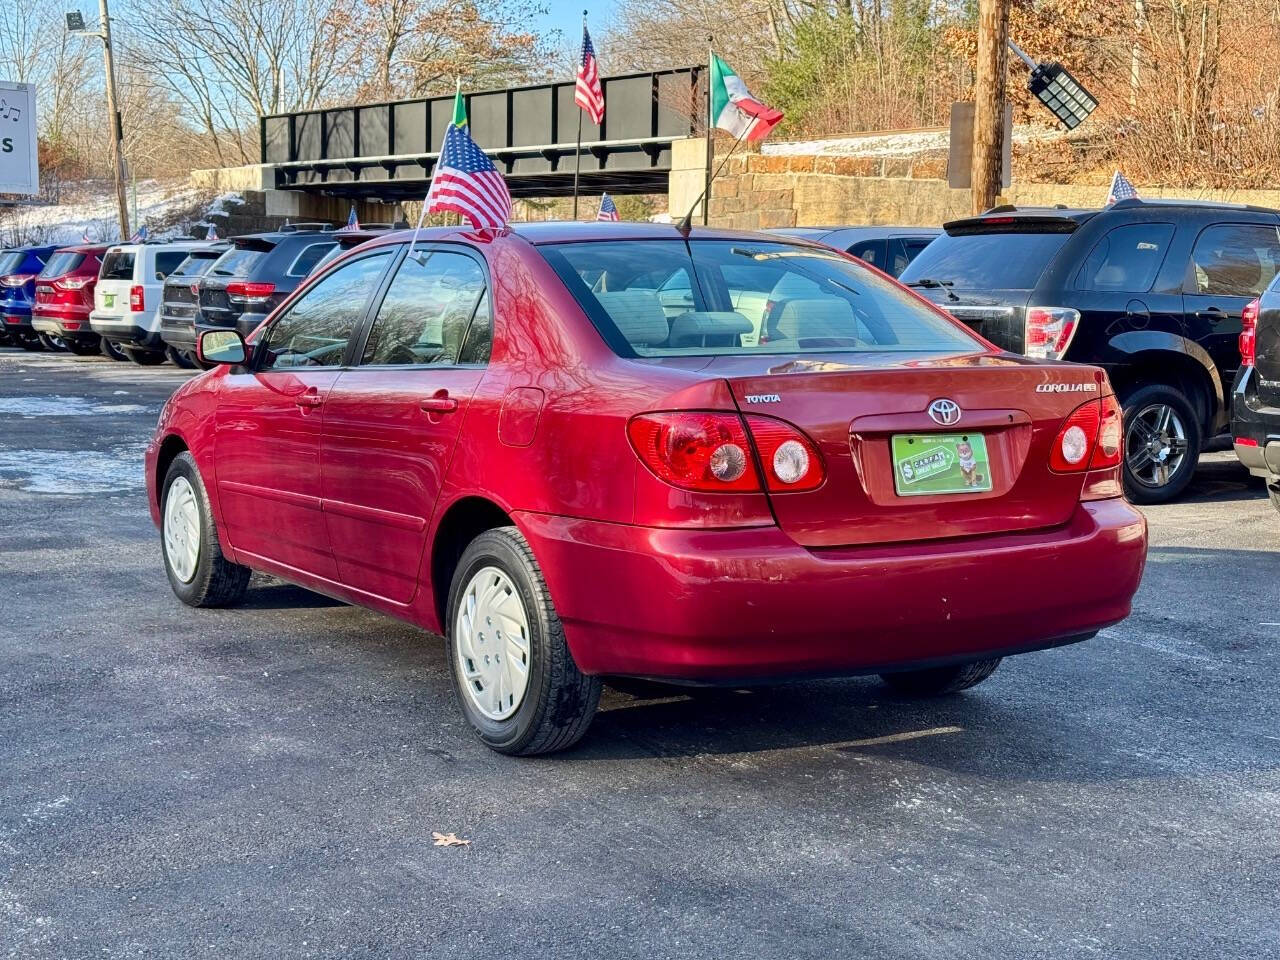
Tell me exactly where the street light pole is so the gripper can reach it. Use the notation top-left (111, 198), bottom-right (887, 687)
top-left (971, 0), bottom-right (1011, 215)
top-left (96, 0), bottom-right (130, 240)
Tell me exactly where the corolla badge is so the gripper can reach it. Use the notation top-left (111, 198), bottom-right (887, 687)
top-left (927, 398), bottom-right (961, 426)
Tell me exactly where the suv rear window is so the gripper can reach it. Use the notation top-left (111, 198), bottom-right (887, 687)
top-left (541, 239), bottom-right (980, 357)
top-left (900, 230), bottom-right (1071, 290)
top-left (208, 247), bottom-right (267, 278)
top-left (100, 251), bottom-right (136, 281)
top-left (168, 252), bottom-right (222, 279)
top-left (38, 252), bottom-right (86, 278)
top-left (154, 250), bottom-right (189, 279)
top-left (288, 242), bottom-right (338, 276)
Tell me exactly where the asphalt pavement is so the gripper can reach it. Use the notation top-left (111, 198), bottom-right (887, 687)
top-left (1, 346), bottom-right (1277, 959)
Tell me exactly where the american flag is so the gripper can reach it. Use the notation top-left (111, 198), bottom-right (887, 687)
top-left (597, 192), bottom-right (619, 221)
top-left (425, 122), bottom-right (512, 229)
top-left (1106, 170), bottom-right (1139, 205)
top-left (337, 204), bottom-right (360, 232)
top-left (206, 223), bottom-right (218, 241)
top-left (129, 224), bottom-right (148, 243)
top-left (575, 24), bottom-right (604, 125)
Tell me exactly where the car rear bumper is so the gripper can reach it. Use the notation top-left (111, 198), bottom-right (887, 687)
top-left (196, 312), bottom-right (268, 340)
top-left (160, 312), bottom-right (196, 350)
top-left (1231, 367), bottom-right (1280, 478)
top-left (516, 498), bottom-right (1149, 681)
top-left (90, 312), bottom-right (164, 349)
top-left (2, 309), bottom-right (34, 331)
top-left (33, 307), bottom-right (97, 340)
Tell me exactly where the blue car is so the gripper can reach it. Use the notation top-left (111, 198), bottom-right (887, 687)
top-left (1, 244), bottom-right (58, 349)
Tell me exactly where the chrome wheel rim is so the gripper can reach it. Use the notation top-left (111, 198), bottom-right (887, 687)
top-left (163, 476), bottom-right (201, 583)
top-left (454, 566), bottom-right (531, 721)
top-left (1125, 402), bottom-right (1189, 489)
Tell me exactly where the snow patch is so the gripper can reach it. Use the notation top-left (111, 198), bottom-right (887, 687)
top-left (762, 124), bottom-right (1064, 158)
top-left (0, 396), bottom-right (149, 416)
top-left (0, 443), bottom-right (146, 494)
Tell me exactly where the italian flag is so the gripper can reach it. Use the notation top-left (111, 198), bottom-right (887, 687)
top-left (710, 53), bottom-right (783, 141)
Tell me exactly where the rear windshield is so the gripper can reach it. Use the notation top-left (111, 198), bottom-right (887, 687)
top-left (0, 251), bottom-right (26, 276)
top-left (287, 242), bottom-right (338, 276)
top-left (38, 251), bottom-right (86, 278)
top-left (100, 251), bottom-right (136, 281)
top-left (208, 246), bottom-right (267, 278)
top-left (154, 250), bottom-right (189, 279)
top-left (540, 239), bottom-right (981, 358)
top-left (167, 251), bottom-right (222, 279)
top-left (900, 230), bottom-right (1071, 290)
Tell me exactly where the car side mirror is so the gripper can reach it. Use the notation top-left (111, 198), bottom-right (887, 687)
top-left (197, 329), bottom-right (247, 366)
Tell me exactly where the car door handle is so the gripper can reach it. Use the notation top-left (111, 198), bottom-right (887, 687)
top-left (295, 388), bottom-right (323, 408)
top-left (419, 393), bottom-right (459, 414)
top-left (1195, 307), bottom-right (1229, 318)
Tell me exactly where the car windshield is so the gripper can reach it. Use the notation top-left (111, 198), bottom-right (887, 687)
top-left (168, 252), bottom-right (222, 279)
top-left (540, 238), bottom-right (981, 358)
top-left (209, 246), bottom-right (267, 278)
top-left (38, 251), bottom-right (85, 278)
top-left (900, 230), bottom-right (1071, 290)
top-left (0, 251), bottom-right (25, 276)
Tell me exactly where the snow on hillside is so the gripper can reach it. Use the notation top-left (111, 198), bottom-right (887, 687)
top-left (1, 180), bottom-right (240, 247)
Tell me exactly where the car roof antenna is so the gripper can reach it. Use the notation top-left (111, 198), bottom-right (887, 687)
top-left (677, 115), bottom-right (752, 238)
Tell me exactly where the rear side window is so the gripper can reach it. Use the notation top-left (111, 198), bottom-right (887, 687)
top-left (154, 251), bottom-right (189, 279)
top-left (847, 239), bottom-right (883, 268)
top-left (1187, 223), bottom-right (1280, 297)
top-left (1076, 223), bottom-right (1174, 292)
top-left (209, 247), bottom-right (266, 278)
top-left (288, 243), bottom-right (338, 277)
top-left (362, 250), bottom-right (488, 366)
top-left (100, 251), bottom-right (136, 281)
top-left (0, 252), bottom-right (23, 275)
top-left (168, 253), bottom-right (221, 278)
top-left (541, 239), bottom-right (981, 358)
top-left (38, 252), bottom-right (86, 278)
top-left (900, 231), bottom-right (1071, 290)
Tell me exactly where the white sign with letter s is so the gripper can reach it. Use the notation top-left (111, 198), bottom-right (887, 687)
top-left (0, 81), bottom-right (38, 196)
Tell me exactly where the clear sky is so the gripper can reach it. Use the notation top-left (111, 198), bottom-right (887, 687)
top-left (536, 0), bottom-right (611, 46)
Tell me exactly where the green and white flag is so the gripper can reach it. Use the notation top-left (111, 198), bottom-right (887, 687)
top-left (710, 53), bottom-right (783, 141)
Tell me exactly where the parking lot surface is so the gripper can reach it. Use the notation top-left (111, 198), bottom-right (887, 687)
top-left (1, 346), bottom-right (1277, 959)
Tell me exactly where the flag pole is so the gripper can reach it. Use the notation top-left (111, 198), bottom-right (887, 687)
top-left (677, 118), bottom-right (748, 236)
top-left (703, 37), bottom-right (713, 226)
top-left (573, 10), bottom-right (587, 220)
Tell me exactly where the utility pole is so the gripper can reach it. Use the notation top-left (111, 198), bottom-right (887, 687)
top-left (87, 0), bottom-right (130, 240)
top-left (971, 0), bottom-right (1011, 215)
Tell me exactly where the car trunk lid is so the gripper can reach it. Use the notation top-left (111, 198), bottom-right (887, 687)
top-left (713, 353), bottom-right (1105, 547)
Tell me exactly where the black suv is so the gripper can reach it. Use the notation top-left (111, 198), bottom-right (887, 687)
top-left (900, 199), bottom-right (1280, 502)
top-left (159, 244), bottom-right (229, 365)
top-left (1232, 275), bottom-right (1280, 513)
top-left (197, 225), bottom-right (343, 338)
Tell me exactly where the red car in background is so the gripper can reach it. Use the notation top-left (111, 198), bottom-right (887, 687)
top-left (32, 244), bottom-right (111, 356)
top-left (145, 223), bottom-right (1148, 755)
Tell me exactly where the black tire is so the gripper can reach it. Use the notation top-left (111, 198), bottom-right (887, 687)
top-left (99, 337), bottom-right (128, 361)
top-left (165, 346), bottom-right (196, 369)
top-left (38, 333), bottom-right (68, 352)
top-left (446, 526), bottom-right (601, 755)
top-left (160, 451), bottom-right (251, 608)
top-left (1120, 383), bottom-right (1201, 504)
top-left (123, 346), bottom-right (167, 366)
top-left (880, 657), bottom-right (1002, 696)
top-left (188, 350), bottom-right (214, 371)
top-left (17, 333), bottom-right (43, 351)
top-left (66, 338), bottom-right (101, 356)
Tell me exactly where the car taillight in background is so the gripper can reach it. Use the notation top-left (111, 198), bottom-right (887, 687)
top-left (1, 273), bottom-right (35, 288)
top-left (627, 412), bottom-right (825, 493)
top-left (1025, 306), bottom-right (1080, 360)
top-left (226, 281), bottom-right (275, 306)
top-left (130, 285), bottom-right (145, 312)
top-left (54, 275), bottom-right (94, 291)
top-left (1240, 297), bottom-right (1260, 367)
top-left (1049, 395), bottom-right (1123, 473)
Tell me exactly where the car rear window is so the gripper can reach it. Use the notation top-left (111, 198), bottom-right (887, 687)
top-left (38, 251), bottom-right (86, 278)
top-left (168, 251), bottom-right (222, 279)
top-left (287, 242), bottom-right (338, 277)
top-left (100, 251), bottom-right (136, 281)
top-left (208, 247), bottom-right (267, 278)
top-left (900, 230), bottom-right (1071, 290)
top-left (0, 252), bottom-right (22, 276)
top-left (540, 239), bottom-right (981, 358)
top-left (154, 250), bottom-right (189, 279)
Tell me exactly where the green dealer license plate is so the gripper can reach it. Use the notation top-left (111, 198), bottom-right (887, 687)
top-left (891, 433), bottom-right (993, 496)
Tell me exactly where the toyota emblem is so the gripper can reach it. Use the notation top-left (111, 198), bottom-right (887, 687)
top-left (928, 398), bottom-right (961, 426)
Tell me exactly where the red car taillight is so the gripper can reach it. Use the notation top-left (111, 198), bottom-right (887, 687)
top-left (627, 412), bottom-right (825, 493)
top-left (54, 275), bottom-right (93, 291)
top-left (1025, 306), bottom-right (1080, 360)
top-left (1240, 297), bottom-right (1260, 367)
top-left (227, 281), bottom-right (275, 304)
top-left (130, 285), bottom-right (145, 311)
top-left (1049, 395), bottom-right (1123, 473)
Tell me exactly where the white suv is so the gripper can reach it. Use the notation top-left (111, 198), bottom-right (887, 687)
top-left (91, 241), bottom-right (218, 364)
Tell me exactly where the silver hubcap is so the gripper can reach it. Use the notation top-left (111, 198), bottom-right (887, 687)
top-left (454, 566), bottom-right (531, 721)
top-left (1126, 402), bottom-right (1189, 488)
top-left (163, 476), bottom-right (201, 583)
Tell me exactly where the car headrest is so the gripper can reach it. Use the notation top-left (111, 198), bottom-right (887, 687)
top-left (667, 311), bottom-right (753, 347)
top-left (596, 290), bottom-right (669, 346)
top-left (772, 298), bottom-right (856, 341)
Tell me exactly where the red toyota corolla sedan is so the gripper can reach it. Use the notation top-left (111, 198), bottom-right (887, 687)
top-left (145, 223), bottom-right (1148, 755)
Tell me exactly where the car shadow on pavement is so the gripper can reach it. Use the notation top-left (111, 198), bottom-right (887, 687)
top-left (1180, 455), bottom-right (1269, 503)
top-left (237, 577), bottom-right (346, 610)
